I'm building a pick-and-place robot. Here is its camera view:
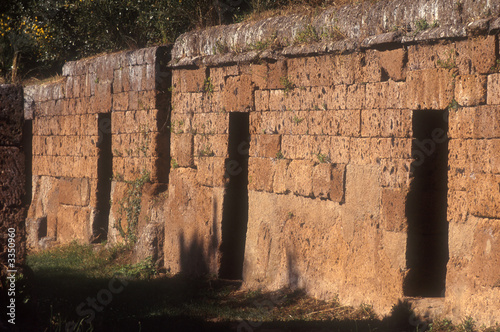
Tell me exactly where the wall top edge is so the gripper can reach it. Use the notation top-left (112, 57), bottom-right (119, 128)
top-left (169, 0), bottom-right (500, 67)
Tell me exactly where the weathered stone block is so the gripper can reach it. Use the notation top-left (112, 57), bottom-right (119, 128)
top-left (379, 158), bottom-right (411, 188)
top-left (487, 73), bottom-right (500, 105)
top-left (321, 136), bottom-right (350, 164)
top-left (113, 92), bottom-right (129, 111)
top-left (179, 67), bottom-right (207, 93)
top-left (250, 134), bottom-right (281, 158)
top-left (58, 177), bottom-right (90, 206)
top-left (473, 105), bottom-right (500, 138)
top-left (248, 157), bottom-right (275, 192)
top-left (455, 74), bottom-right (486, 106)
top-left (406, 69), bottom-right (455, 110)
top-left (386, 80), bottom-right (407, 109)
top-left (378, 48), bottom-right (406, 81)
top-left (361, 50), bottom-right (383, 83)
top-left (255, 90), bottom-right (270, 112)
top-left (361, 109), bottom-right (412, 138)
top-left (286, 160), bottom-right (314, 197)
top-left (267, 60), bottom-right (287, 89)
top-left (193, 134), bottom-right (228, 158)
top-left (447, 190), bottom-right (468, 223)
top-left (223, 75), bottom-right (254, 111)
top-left (380, 188), bottom-right (407, 232)
top-left (455, 35), bottom-right (496, 75)
top-left (56, 206), bottom-right (91, 243)
top-left (331, 53), bottom-right (361, 85)
top-left (191, 112), bottom-right (228, 135)
top-left (470, 173), bottom-right (500, 218)
top-left (94, 83), bottom-right (112, 112)
top-left (326, 85), bottom-right (347, 110)
top-left (312, 163), bottom-right (345, 202)
top-left (346, 84), bottom-right (366, 110)
top-left (195, 156), bottom-right (227, 187)
top-left (250, 63), bottom-right (268, 89)
top-left (288, 55), bottom-right (332, 87)
top-left (272, 159), bottom-right (291, 194)
top-left (171, 133), bottom-right (194, 167)
top-left (407, 41), bottom-right (457, 71)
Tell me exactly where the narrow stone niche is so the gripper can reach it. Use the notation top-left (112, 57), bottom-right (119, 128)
top-left (404, 110), bottom-right (449, 297)
top-left (219, 112), bottom-right (250, 280)
top-left (93, 114), bottom-right (112, 243)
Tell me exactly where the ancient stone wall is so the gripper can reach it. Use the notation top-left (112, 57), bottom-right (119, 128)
top-left (166, 2), bottom-right (500, 325)
top-left (23, 0), bottom-right (500, 326)
top-left (25, 47), bottom-right (170, 248)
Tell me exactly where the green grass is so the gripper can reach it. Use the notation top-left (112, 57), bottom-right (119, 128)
top-left (21, 243), bottom-right (500, 332)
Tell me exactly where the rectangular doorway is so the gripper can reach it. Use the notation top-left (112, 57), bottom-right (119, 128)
top-left (219, 112), bottom-right (249, 280)
top-left (93, 114), bottom-right (112, 243)
top-left (404, 110), bottom-right (449, 297)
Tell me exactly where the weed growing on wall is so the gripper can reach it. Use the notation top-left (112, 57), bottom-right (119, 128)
top-left (294, 24), bottom-right (320, 44)
top-left (203, 77), bottom-right (215, 95)
top-left (114, 169), bottom-right (151, 245)
top-left (436, 49), bottom-right (457, 69)
top-left (280, 76), bottom-right (295, 96)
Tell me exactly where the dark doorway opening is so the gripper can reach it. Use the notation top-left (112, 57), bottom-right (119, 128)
top-left (404, 110), bottom-right (449, 297)
top-left (219, 112), bottom-right (249, 280)
top-left (93, 114), bottom-right (112, 243)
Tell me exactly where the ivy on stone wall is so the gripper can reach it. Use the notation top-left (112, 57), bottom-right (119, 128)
top-left (114, 169), bottom-right (151, 245)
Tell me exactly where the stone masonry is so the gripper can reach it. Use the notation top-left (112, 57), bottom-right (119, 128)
top-left (23, 0), bottom-right (500, 326)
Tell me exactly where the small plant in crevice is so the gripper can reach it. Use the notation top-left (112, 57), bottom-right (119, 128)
top-left (294, 24), bottom-right (320, 44)
top-left (171, 158), bottom-right (179, 169)
top-left (489, 59), bottom-right (500, 73)
top-left (292, 115), bottom-right (304, 125)
top-left (448, 99), bottom-right (460, 110)
top-left (316, 153), bottom-right (330, 163)
top-left (287, 211), bottom-right (294, 219)
top-left (276, 150), bottom-right (284, 159)
top-left (280, 76), bottom-right (296, 96)
top-left (457, 316), bottom-right (476, 332)
top-left (203, 77), bottom-right (215, 95)
top-left (437, 49), bottom-right (457, 69)
top-left (114, 169), bottom-right (151, 245)
top-left (137, 124), bottom-right (150, 157)
top-left (198, 144), bottom-right (215, 157)
top-left (213, 40), bottom-right (230, 55)
top-left (113, 148), bottom-right (123, 157)
top-left (320, 25), bottom-right (346, 42)
top-left (414, 18), bottom-right (430, 34)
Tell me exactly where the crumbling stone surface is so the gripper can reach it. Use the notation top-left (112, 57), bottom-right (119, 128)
top-left (171, 0), bottom-right (499, 64)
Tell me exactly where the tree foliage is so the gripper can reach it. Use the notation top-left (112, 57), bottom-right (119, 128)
top-left (0, 0), bottom-right (328, 82)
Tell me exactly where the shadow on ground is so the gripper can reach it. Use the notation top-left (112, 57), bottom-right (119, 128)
top-left (7, 267), bottom-right (426, 332)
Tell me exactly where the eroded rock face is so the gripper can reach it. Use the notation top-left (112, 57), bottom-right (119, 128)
top-left (171, 0), bottom-right (499, 61)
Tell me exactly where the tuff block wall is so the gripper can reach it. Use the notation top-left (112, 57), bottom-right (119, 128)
top-left (25, 47), bottom-right (170, 247)
top-left (22, 0), bottom-right (500, 325)
top-left (167, 28), bottom-right (500, 326)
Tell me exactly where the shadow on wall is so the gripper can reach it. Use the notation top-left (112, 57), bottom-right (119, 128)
top-left (178, 200), bottom-right (220, 277)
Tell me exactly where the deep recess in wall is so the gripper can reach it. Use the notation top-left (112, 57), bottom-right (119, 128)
top-left (93, 114), bottom-right (112, 243)
top-left (219, 112), bottom-right (249, 280)
top-left (404, 110), bottom-right (449, 297)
